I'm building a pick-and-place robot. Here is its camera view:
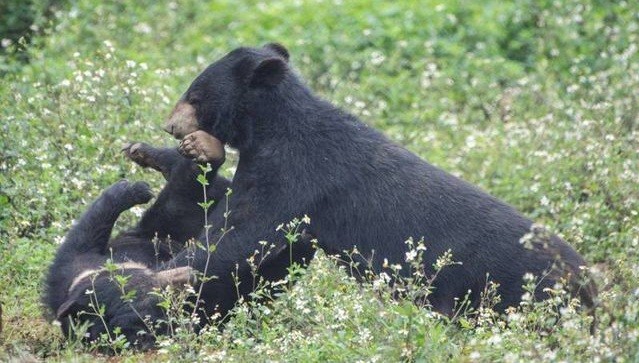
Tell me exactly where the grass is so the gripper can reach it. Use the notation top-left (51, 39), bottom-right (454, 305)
top-left (1, 0), bottom-right (638, 361)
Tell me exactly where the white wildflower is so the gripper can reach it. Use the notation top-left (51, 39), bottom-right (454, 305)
top-left (405, 249), bottom-right (417, 262)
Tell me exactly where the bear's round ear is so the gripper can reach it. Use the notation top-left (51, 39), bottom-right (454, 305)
top-left (250, 57), bottom-right (287, 87)
top-left (264, 43), bottom-right (289, 62)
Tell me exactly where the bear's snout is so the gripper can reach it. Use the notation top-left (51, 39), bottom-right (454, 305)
top-left (164, 101), bottom-right (199, 139)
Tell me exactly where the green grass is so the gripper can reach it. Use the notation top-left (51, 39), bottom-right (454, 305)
top-left (1, 0), bottom-right (638, 361)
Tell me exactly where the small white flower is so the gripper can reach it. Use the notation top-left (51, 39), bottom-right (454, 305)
top-left (130, 206), bottom-right (145, 218)
top-left (133, 22), bottom-right (152, 34)
top-left (523, 272), bottom-right (535, 281)
top-left (335, 307), bottom-right (347, 321)
top-left (487, 334), bottom-right (502, 345)
top-left (405, 249), bottom-right (417, 262)
top-left (302, 214), bottom-right (311, 224)
top-left (370, 51), bottom-right (385, 66)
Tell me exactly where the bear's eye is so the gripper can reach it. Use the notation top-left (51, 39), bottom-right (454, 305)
top-left (187, 93), bottom-right (202, 105)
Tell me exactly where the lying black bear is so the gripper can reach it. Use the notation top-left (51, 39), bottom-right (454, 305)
top-left (46, 139), bottom-right (314, 346)
top-left (44, 141), bottom-right (231, 347)
top-left (159, 43), bottom-right (596, 320)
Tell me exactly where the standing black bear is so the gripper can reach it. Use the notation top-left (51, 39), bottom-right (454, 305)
top-left (164, 44), bottom-right (593, 327)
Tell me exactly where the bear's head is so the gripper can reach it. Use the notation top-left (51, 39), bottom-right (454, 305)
top-left (163, 43), bottom-right (291, 148)
top-left (55, 264), bottom-right (194, 350)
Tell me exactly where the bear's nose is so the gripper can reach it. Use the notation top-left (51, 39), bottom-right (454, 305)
top-left (163, 124), bottom-right (174, 135)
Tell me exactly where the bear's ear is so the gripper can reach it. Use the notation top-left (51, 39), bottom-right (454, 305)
top-left (264, 43), bottom-right (289, 62)
top-left (250, 57), bottom-right (287, 87)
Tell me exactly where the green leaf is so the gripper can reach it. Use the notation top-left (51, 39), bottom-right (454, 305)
top-left (197, 174), bottom-right (209, 186)
top-left (198, 200), bottom-right (215, 210)
top-left (198, 162), bottom-right (213, 173)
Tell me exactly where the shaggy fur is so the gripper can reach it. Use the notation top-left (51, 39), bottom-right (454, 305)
top-left (161, 43), bottom-right (595, 321)
top-left (44, 144), bottom-right (230, 348)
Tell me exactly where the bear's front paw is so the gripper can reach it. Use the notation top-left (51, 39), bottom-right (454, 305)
top-left (178, 130), bottom-right (225, 164)
top-left (122, 142), bottom-right (164, 171)
top-left (104, 180), bottom-right (154, 208)
top-left (127, 181), bottom-right (154, 205)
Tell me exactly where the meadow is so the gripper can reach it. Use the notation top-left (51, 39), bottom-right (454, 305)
top-left (1, 0), bottom-right (638, 361)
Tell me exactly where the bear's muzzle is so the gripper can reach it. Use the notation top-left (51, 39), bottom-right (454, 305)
top-left (164, 101), bottom-right (199, 139)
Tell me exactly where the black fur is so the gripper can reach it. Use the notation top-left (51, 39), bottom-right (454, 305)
top-left (159, 43), bottom-right (595, 322)
top-left (44, 145), bottom-right (230, 348)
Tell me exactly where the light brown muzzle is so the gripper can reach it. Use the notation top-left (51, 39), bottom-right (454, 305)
top-left (164, 101), bottom-right (200, 139)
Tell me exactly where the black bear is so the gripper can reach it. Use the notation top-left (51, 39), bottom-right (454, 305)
top-left (159, 43), bottom-right (596, 323)
top-left (44, 140), bottom-right (231, 348)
